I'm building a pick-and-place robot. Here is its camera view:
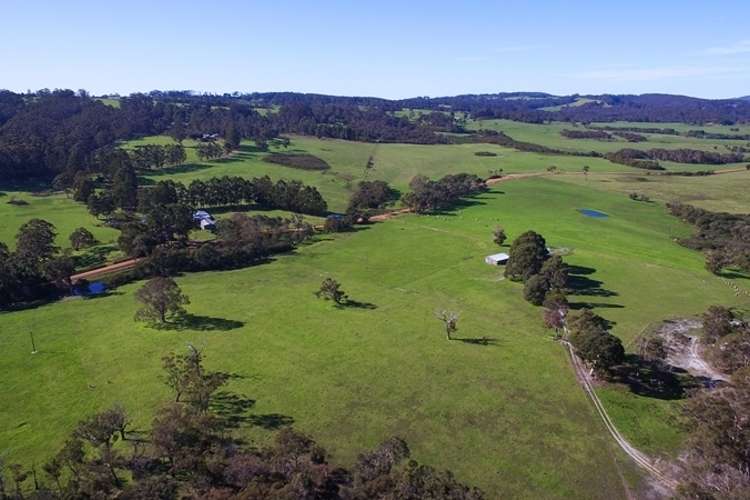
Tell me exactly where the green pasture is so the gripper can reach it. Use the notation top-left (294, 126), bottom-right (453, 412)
top-left (2, 178), bottom-right (748, 496)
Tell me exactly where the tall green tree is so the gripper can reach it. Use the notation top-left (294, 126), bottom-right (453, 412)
top-left (504, 231), bottom-right (549, 281)
top-left (135, 277), bottom-right (190, 324)
top-left (111, 165), bottom-right (138, 210)
top-left (15, 218), bottom-right (58, 269)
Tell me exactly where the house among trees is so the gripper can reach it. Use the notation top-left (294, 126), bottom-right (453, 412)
top-left (484, 252), bottom-right (509, 265)
top-left (193, 210), bottom-right (217, 230)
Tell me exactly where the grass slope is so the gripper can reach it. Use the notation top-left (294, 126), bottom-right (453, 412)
top-left (0, 191), bottom-right (119, 250)
top-left (3, 179), bottom-right (748, 495)
top-left (466, 119), bottom-right (750, 170)
top-left (139, 135), bottom-right (626, 212)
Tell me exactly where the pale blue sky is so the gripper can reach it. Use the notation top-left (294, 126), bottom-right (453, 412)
top-left (1, 0), bottom-right (749, 98)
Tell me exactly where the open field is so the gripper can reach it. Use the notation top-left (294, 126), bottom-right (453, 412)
top-left (138, 135), bottom-right (628, 212)
top-left (465, 119), bottom-right (750, 168)
top-left (551, 170), bottom-right (750, 213)
top-left (0, 191), bottom-right (119, 250)
top-left (2, 178), bottom-right (749, 496)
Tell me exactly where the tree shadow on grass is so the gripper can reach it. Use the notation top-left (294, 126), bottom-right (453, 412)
top-left (247, 413), bottom-right (295, 430)
top-left (210, 391), bottom-right (256, 429)
top-left (608, 354), bottom-right (705, 400)
top-left (141, 163), bottom-right (211, 177)
top-left (210, 391), bottom-right (295, 431)
top-left (156, 314), bottom-right (245, 332)
top-left (455, 336), bottom-right (498, 346)
top-left (430, 197), bottom-right (488, 217)
top-left (567, 265), bottom-right (618, 298)
top-left (337, 298), bottom-right (377, 310)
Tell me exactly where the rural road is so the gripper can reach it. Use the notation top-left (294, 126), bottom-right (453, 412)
top-left (563, 340), bottom-right (678, 491)
top-left (70, 258), bottom-right (144, 283)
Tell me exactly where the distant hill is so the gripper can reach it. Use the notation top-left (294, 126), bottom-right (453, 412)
top-left (739, 96), bottom-right (750, 101)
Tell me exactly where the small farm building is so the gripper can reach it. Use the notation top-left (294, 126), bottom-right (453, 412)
top-left (485, 253), bottom-right (509, 265)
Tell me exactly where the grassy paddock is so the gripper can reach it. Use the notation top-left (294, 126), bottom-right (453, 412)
top-left (2, 178), bottom-right (748, 496)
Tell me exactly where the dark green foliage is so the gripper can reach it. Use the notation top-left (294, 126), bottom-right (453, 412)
top-left (69, 227), bottom-right (97, 250)
top-left (111, 165), bottom-right (138, 210)
top-left (130, 144), bottom-right (186, 170)
top-left (403, 173), bottom-right (486, 213)
top-left (72, 173), bottom-right (95, 202)
top-left (196, 141), bottom-right (223, 161)
top-left (523, 274), bottom-right (550, 306)
top-left (348, 180), bottom-right (398, 211)
top-left (324, 215), bottom-right (354, 233)
top-left (504, 231), bottom-right (549, 281)
top-left (316, 278), bottom-right (347, 304)
top-left (134, 277), bottom-right (190, 324)
top-left (540, 255), bottom-right (568, 290)
top-left (15, 218), bottom-right (58, 269)
top-left (263, 152), bottom-right (331, 170)
top-left (568, 310), bottom-right (624, 374)
top-left (668, 202), bottom-right (750, 274)
top-left (492, 226), bottom-right (507, 247)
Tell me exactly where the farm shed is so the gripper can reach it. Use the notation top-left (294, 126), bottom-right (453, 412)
top-left (193, 210), bottom-right (217, 230)
top-left (485, 252), bottom-right (509, 265)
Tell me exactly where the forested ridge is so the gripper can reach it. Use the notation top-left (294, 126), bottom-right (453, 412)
top-left (2, 88), bottom-right (750, 183)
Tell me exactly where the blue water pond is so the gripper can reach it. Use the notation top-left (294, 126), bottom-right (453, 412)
top-left (578, 208), bottom-right (609, 218)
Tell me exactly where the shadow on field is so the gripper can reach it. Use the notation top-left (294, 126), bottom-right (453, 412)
top-left (339, 299), bottom-right (378, 310)
top-left (158, 314), bottom-right (245, 332)
top-left (456, 336), bottom-right (498, 346)
top-left (608, 354), bottom-right (705, 400)
top-left (210, 390), bottom-right (295, 431)
top-left (567, 265), bottom-right (618, 298)
top-left (430, 196), bottom-right (488, 216)
top-left (144, 163), bottom-right (211, 177)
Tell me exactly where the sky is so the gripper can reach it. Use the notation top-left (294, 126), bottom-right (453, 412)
top-left (1, 0), bottom-right (749, 99)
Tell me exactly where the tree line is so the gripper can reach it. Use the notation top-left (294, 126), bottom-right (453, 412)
top-left (666, 202), bottom-right (750, 275)
top-left (499, 229), bottom-right (625, 375)
top-left (402, 173), bottom-right (486, 213)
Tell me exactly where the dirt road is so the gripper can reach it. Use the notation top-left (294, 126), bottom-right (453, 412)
top-left (70, 258), bottom-right (144, 283)
top-left (563, 340), bottom-right (678, 491)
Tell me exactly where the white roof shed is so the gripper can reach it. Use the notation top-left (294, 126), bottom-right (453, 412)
top-left (485, 253), bottom-right (509, 265)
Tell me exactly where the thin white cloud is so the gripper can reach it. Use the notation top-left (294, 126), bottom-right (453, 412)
top-left (570, 65), bottom-right (744, 81)
top-left (701, 40), bottom-right (750, 55)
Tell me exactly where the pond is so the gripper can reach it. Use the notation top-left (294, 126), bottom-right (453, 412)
top-left (578, 208), bottom-right (609, 218)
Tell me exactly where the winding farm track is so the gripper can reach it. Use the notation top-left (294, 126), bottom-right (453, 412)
top-left (563, 340), bottom-right (678, 491)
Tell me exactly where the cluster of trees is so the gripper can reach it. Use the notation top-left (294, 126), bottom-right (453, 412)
top-left (347, 180), bottom-right (398, 212)
top-left (172, 176), bottom-right (328, 215)
top-left (0, 348), bottom-right (482, 499)
top-left (612, 131), bottom-right (648, 142)
top-left (604, 149), bottom-right (664, 170)
top-left (560, 129), bottom-right (613, 140)
top-left (0, 220), bottom-right (76, 309)
top-left (263, 152), bottom-right (331, 171)
top-left (402, 173), bottom-right (486, 213)
top-left (129, 144), bottom-right (186, 170)
top-left (700, 306), bottom-right (750, 374)
top-left (196, 140), bottom-right (225, 161)
top-left (567, 310), bottom-right (625, 375)
top-left (502, 230), bottom-right (625, 374)
top-left (607, 147), bottom-right (745, 171)
top-left (0, 90), bottom-right (173, 181)
top-left (666, 202), bottom-right (750, 275)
